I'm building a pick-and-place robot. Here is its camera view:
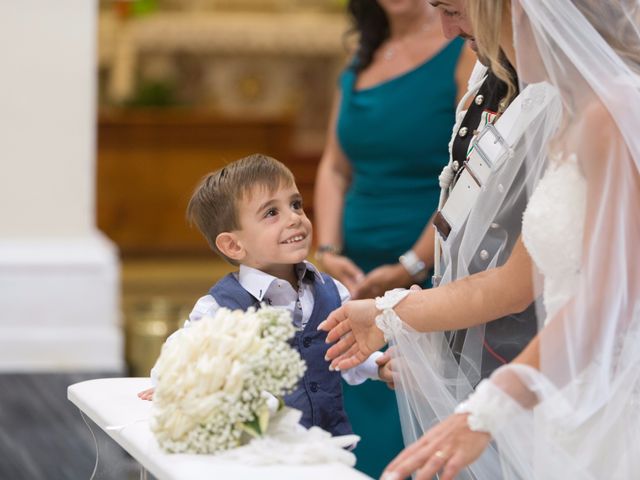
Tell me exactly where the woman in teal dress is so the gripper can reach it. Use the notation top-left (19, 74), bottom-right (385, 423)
top-left (314, 0), bottom-right (474, 477)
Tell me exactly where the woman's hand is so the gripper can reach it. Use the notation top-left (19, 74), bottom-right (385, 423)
top-left (382, 414), bottom-right (491, 480)
top-left (318, 253), bottom-right (365, 296)
top-left (318, 299), bottom-right (386, 371)
top-left (352, 263), bottom-right (413, 299)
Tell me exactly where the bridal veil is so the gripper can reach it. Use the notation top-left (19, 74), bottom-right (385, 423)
top-left (387, 1), bottom-right (640, 478)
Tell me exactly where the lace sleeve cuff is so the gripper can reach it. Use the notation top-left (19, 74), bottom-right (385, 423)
top-left (374, 289), bottom-right (412, 342)
top-left (454, 379), bottom-right (523, 434)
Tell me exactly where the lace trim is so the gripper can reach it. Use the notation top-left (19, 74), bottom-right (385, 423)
top-left (454, 380), bottom-right (522, 434)
top-left (374, 289), bottom-right (411, 342)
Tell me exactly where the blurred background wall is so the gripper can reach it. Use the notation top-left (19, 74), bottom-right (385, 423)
top-left (0, 0), bottom-right (122, 372)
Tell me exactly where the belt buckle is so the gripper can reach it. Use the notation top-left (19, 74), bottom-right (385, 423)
top-left (471, 123), bottom-right (512, 169)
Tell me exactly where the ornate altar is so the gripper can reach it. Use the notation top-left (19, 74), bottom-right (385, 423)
top-left (98, 0), bottom-right (350, 152)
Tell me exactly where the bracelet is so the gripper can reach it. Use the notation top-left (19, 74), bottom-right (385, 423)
top-left (398, 249), bottom-right (427, 281)
top-left (315, 244), bottom-right (342, 262)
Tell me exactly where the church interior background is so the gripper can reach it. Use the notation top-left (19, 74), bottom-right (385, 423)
top-left (1, 1), bottom-right (350, 478)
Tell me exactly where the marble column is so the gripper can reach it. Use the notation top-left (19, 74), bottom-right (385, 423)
top-left (0, 0), bottom-right (123, 371)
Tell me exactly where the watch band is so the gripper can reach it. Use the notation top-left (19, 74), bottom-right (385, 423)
top-left (399, 249), bottom-right (427, 280)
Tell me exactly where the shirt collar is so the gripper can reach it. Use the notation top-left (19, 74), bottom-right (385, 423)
top-left (237, 261), bottom-right (324, 301)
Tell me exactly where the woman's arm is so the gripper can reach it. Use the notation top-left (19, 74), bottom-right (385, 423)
top-left (314, 92), bottom-right (364, 294)
top-left (321, 236), bottom-right (536, 369)
top-left (394, 235), bottom-right (534, 332)
top-left (353, 216), bottom-right (436, 299)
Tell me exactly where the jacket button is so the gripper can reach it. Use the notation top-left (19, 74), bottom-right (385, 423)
top-left (458, 126), bottom-right (469, 138)
top-left (302, 337), bottom-right (311, 348)
top-left (310, 382), bottom-right (319, 393)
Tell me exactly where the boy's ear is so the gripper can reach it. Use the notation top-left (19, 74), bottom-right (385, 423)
top-left (215, 232), bottom-right (245, 261)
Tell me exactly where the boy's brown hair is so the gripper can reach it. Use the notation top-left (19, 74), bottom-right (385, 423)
top-left (187, 153), bottom-right (295, 264)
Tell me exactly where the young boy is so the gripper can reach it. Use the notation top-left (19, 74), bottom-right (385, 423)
top-left (140, 154), bottom-right (386, 437)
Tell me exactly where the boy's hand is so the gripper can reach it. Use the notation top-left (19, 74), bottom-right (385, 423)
top-left (376, 350), bottom-right (395, 389)
top-left (137, 387), bottom-right (154, 401)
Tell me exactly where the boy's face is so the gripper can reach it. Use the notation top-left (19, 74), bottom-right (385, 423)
top-left (227, 182), bottom-right (312, 274)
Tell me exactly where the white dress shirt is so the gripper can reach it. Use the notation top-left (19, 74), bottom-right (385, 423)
top-left (152, 261), bottom-right (381, 386)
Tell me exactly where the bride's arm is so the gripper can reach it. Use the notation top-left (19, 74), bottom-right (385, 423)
top-left (392, 236), bottom-right (535, 332)
top-left (321, 236), bottom-right (536, 366)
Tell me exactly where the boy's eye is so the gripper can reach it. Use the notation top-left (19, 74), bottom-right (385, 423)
top-left (443, 9), bottom-right (460, 17)
top-left (265, 208), bottom-right (278, 217)
top-left (291, 200), bottom-right (303, 210)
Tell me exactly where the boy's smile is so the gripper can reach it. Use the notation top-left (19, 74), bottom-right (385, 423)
top-left (230, 183), bottom-right (312, 280)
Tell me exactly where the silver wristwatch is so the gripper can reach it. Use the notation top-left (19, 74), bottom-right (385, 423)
top-left (398, 249), bottom-right (427, 280)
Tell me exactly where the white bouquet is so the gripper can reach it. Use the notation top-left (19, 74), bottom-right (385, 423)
top-left (150, 306), bottom-right (306, 454)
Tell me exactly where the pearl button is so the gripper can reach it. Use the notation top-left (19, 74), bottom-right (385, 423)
top-left (480, 249), bottom-right (489, 261)
top-left (474, 94), bottom-right (484, 106)
top-left (458, 126), bottom-right (469, 138)
top-left (452, 160), bottom-right (460, 171)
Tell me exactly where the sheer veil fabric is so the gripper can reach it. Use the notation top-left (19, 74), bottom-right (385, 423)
top-left (489, 1), bottom-right (640, 478)
top-left (384, 1), bottom-right (640, 479)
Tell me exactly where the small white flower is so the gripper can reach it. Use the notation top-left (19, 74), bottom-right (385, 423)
top-left (151, 306), bottom-right (306, 454)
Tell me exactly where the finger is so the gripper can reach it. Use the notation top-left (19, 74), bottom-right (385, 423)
top-left (343, 261), bottom-right (365, 282)
top-left (325, 332), bottom-right (355, 362)
top-left (137, 388), bottom-right (151, 398)
top-left (415, 448), bottom-right (449, 480)
top-left (385, 434), bottom-right (433, 475)
top-left (341, 277), bottom-right (360, 297)
top-left (409, 284), bottom-right (422, 291)
top-left (324, 319), bottom-right (354, 344)
top-left (352, 279), bottom-right (377, 300)
top-left (440, 451), bottom-right (465, 480)
top-left (332, 344), bottom-right (366, 371)
top-left (387, 382), bottom-right (395, 390)
top-left (317, 306), bottom-right (347, 333)
top-left (376, 349), bottom-right (392, 366)
top-left (384, 440), bottom-right (436, 480)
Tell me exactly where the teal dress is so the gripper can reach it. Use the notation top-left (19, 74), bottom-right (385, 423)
top-left (336, 38), bottom-right (464, 478)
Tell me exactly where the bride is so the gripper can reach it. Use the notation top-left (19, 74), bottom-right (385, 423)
top-left (322, 0), bottom-right (640, 478)
top-left (377, 1), bottom-right (640, 479)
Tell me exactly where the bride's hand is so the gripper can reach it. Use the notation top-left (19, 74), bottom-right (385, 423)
top-left (381, 414), bottom-right (491, 480)
top-left (318, 299), bottom-right (386, 371)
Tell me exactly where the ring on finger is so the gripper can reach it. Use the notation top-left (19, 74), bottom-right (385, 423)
top-left (434, 450), bottom-right (447, 460)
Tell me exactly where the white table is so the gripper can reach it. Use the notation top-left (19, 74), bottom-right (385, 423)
top-left (68, 377), bottom-right (371, 480)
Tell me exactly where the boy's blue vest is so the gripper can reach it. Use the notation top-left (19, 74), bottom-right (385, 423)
top-left (209, 272), bottom-right (352, 437)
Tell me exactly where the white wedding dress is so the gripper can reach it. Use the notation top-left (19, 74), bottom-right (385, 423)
top-left (521, 152), bottom-right (587, 321)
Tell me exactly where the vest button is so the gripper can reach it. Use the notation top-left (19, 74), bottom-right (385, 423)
top-left (310, 382), bottom-right (319, 392)
top-left (474, 94), bottom-right (485, 106)
top-left (458, 126), bottom-right (469, 138)
top-left (302, 337), bottom-right (311, 348)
